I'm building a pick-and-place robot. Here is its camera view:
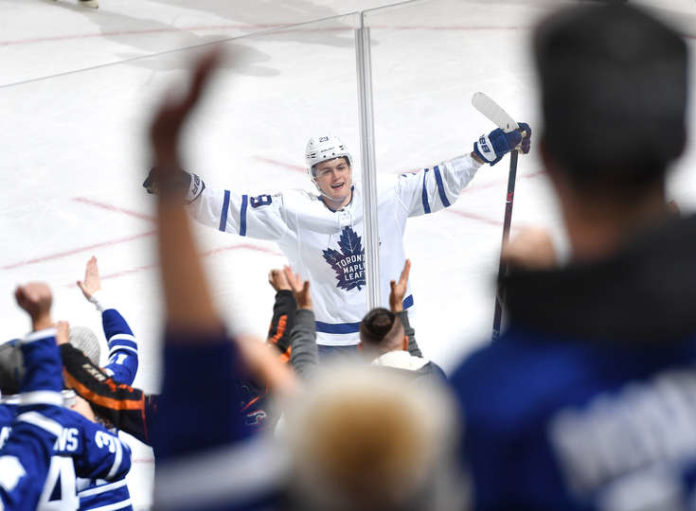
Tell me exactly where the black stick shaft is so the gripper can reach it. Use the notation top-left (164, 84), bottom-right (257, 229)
top-left (492, 149), bottom-right (519, 340)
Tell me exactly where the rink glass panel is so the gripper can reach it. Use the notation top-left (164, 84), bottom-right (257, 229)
top-left (360, 0), bottom-right (696, 366)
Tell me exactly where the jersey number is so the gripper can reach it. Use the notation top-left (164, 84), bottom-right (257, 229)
top-left (95, 431), bottom-right (117, 453)
top-left (38, 456), bottom-right (78, 511)
top-left (250, 194), bottom-right (272, 209)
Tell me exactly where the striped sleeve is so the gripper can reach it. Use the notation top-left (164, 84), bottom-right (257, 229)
top-left (77, 477), bottom-right (132, 511)
top-left (101, 309), bottom-right (139, 386)
top-left (397, 153), bottom-right (483, 217)
top-left (188, 186), bottom-right (291, 241)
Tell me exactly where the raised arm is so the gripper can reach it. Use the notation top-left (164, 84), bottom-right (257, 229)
top-left (397, 125), bottom-right (531, 217)
top-left (143, 130), bottom-right (291, 242)
top-left (78, 256), bottom-right (139, 385)
top-left (0, 284), bottom-right (71, 510)
top-left (147, 49), bottom-right (249, 466)
top-left (283, 266), bottom-right (319, 379)
top-left (389, 259), bottom-right (422, 357)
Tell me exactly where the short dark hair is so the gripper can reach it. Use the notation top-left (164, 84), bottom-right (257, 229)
top-left (360, 308), bottom-right (402, 348)
top-left (535, 4), bottom-right (687, 193)
top-left (0, 341), bottom-right (23, 395)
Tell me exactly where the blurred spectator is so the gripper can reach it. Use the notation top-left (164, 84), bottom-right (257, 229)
top-left (283, 366), bottom-right (463, 511)
top-left (359, 259), bottom-right (444, 380)
top-left (147, 49), bottom-right (289, 510)
top-left (280, 259), bottom-right (442, 380)
top-left (0, 283), bottom-right (131, 510)
top-left (55, 320), bottom-right (134, 511)
top-left (449, 4), bottom-right (696, 510)
top-left (59, 264), bottom-right (300, 443)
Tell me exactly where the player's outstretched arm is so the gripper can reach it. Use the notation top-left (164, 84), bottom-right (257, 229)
top-left (398, 124), bottom-right (532, 218)
top-left (143, 66), bottom-right (288, 242)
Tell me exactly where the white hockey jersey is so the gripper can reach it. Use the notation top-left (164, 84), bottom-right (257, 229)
top-left (189, 154), bottom-right (482, 346)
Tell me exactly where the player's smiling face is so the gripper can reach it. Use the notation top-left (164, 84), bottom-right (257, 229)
top-left (314, 157), bottom-right (352, 208)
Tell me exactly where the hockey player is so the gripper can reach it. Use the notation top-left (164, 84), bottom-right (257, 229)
top-left (449, 4), bottom-right (696, 510)
top-left (144, 83), bottom-right (531, 355)
top-left (146, 48), bottom-right (467, 511)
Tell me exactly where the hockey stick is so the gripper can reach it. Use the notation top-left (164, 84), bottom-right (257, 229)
top-left (471, 92), bottom-right (520, 341)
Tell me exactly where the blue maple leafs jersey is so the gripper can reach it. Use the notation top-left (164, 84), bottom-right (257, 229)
top-left (189, 154), bottom-right (482, 346)
top-left (0, 329), bottom-right (129, 511)
top-left (450, 328), bottom-right (696, 511)
top-left (81, 299), bottom-right (137, 511)
top-left (1, 328), bottom-right (133, 511)
top-left (1, 399), bottom-right (132, 511)
top-left (0, 329), bottom-right (67, 511)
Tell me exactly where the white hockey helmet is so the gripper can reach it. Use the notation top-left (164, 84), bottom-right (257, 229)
top-left (305, 135), bottom-right (353, 180)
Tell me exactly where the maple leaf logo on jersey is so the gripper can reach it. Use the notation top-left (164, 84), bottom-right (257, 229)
top-left (322, 226), bottom-right (365, 291)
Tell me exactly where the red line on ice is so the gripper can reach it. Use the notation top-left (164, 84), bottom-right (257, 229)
top-left (2, 231), bottom-right (156, 270)
top-left (254, 156), bottom-right (305, 173)
top-left (73, 197), bottom-right (155, 222)
top-left (96, 243), bottom-right (283, 282)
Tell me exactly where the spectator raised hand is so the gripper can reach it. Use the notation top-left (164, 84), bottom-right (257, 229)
top-left (77, 256), bottom-right (102, 300)
top-left (283, 266), bottom-right (312, 310)
top-left (268, 268), bottom-right (291, 292)
top-left (15, 282), bottom-right (53, 331)
top-left (389, 259), bottom-right (411, 313)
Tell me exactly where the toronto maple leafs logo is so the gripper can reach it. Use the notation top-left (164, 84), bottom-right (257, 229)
top-left (323, 226), bottom-right (365, 291)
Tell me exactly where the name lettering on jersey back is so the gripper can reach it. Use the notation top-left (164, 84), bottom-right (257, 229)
top-left (83, 363), bottom-right (108, 382)
top-left (549, 368), bottom-right (696, 495)
top-left (322, 226), bottom-right (366, 291)
top-left (54, 427), bottom-right (79, 452)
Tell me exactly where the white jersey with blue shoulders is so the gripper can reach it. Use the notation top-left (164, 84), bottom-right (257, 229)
top-left (189, 153), bottom-right (482, 346)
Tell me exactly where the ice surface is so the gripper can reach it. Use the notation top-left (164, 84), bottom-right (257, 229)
top-left (2, 0), bottom-right (696, 508)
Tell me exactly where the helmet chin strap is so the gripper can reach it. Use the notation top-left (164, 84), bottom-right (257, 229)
top-left (310, 175), bottom-right (330, 198)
